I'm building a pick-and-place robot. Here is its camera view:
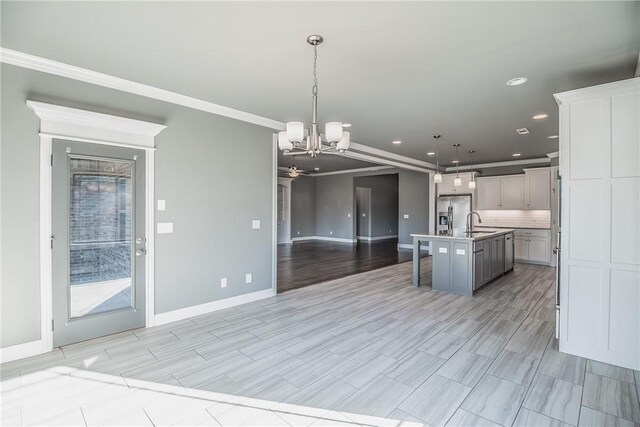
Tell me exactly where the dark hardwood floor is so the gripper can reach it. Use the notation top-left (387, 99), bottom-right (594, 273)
top-left (277, 239), bottom-right (429, 292)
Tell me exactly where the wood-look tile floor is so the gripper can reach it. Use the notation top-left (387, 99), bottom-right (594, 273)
top-left (2, 261), bottom-right (640, 427)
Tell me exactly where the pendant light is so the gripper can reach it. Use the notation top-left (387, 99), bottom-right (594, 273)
top-left (468, 150), bottom-right (476, 189)
top-left (433, 134), bottom-right (442, 184)
top-left (453, 144), bottom-right (462, 187)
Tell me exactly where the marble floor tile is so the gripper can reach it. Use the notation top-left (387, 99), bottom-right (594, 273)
top-left (523, 374), bottom-right (583, 426)
top-left (582, 372), bottom-right (640, 423)
top-left (461, 374), bottom-right (528, 426)
top-left (398, 375), bottom-right (472, 426)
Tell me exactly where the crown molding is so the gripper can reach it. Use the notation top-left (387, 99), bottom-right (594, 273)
top-left (27, 100), bottom-right (166, 148)
top-left (445, 157), bottom-right (550, 172)
top-left (310, 165), bottom-right (394, 177)
top-left (2, 47), bottom-right (284, 131)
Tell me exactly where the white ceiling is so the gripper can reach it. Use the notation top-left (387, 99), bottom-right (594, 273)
top-left (2, 2), bottom-right (638, 166)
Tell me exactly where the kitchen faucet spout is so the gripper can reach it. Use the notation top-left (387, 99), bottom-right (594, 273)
top-left (466, 212), bottom-right (482, 233)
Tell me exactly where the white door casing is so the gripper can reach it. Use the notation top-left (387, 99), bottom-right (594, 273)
top-left (277, 177), bottom-right (292, 244)
top-left (27, 101), bottom-right (166, 353)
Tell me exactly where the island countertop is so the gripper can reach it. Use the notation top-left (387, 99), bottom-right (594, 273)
top-left (411, 228), bottom-right (516, 242)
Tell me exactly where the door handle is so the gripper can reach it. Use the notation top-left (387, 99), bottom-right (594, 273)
top-left (135, 249), bottom-right (147, 257)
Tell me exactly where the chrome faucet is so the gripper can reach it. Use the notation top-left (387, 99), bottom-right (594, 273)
top-left (466, 211), bottom-right (482, 233)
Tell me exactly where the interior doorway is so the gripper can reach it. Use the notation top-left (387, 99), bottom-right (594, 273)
top-left (355, 186), bottom-right (372, 240)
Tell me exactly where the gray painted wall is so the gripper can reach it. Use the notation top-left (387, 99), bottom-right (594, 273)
top-left (353, 174), bottom-right (399, 238)
top-left (398, 171), bottom-right (430, 245)
top-left (307, 169), bottom-right (429, 243)
top-left (1, 64), bottom-right (275, 348)
top-left (290, 176), bottom-right (316, 238)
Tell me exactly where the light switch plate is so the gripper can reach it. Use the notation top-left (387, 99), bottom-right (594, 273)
top-left (157, 222), bottom-right (173, 234)
top-left (403, 214), bottom-right (409, 219)
top-left (252, 220), bottom-right (261, 229)
top-left (245, 274), bottom-right (252, 284)
top-left (220, 278), bottom-right (227, 288)
top-left (157, 199), bottom-right (166, 211)
top-left (347, 213), bottom-right (351, 218)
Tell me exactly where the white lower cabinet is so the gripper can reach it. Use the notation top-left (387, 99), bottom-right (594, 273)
top-left (514, 229), bottom-right (550, 264)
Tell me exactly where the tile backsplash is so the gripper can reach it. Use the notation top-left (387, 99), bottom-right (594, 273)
top-left (474, 210), bottom-right (551, 229)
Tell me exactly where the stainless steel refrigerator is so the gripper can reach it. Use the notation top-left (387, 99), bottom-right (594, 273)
top-left (437, 195), bottom-right (472, 235)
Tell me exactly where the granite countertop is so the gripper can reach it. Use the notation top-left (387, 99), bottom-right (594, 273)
top-left (411, 228), bottom-right (515, 242)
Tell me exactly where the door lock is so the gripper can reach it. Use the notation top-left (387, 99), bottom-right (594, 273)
top-left (136, 237), bottom-right (146, 244)
top-left (135, 249), bottom-right (147, 257)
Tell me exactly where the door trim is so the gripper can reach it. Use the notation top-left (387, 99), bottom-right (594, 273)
top-left (277, 177), bottom-right (292, 244)
top-left (28, 101), bottom-right (166, 353)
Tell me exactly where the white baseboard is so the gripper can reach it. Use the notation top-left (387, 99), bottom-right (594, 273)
top-left (0, 339), bottom-right (46, 364)
top-left (292, 236), bottom-right (357, 244)
top-left (397, 243), bottom-right (431, 252)
top-left (154, 288), bottom-right (276, 326)
top-left (357, 235), bottom-right (398, 242)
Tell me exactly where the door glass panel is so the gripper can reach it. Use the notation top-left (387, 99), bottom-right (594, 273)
top-left (69, 157), bottom-right (134, 318)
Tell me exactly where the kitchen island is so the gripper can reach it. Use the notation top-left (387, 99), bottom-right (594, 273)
top-left (412, 229), bottom-right (515, 296)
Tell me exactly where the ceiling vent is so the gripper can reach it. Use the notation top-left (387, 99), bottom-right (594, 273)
top-left (516, 128), bottom-right (530, 135)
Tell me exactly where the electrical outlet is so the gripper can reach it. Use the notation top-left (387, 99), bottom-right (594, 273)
top-left (220, 277), bottom-right (227, 288)
top-left (157, 199), bottom-right (166, 211)
top-left (252, 220), bottom-right (261, 229)
top-left (347, 213), bottom-right (351, 218)
top-left (245, 273), bottom-right (252, 284)
top-left (297, 231), bottom-right (300, 235)
top-left (330, 231), bottom-right (333, 235)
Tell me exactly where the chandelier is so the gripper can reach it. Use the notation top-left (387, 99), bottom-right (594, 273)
top-left (278, 35), bottom-right (350, 158)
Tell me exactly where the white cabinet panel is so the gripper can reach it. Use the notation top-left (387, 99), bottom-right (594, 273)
top-left (609, 270), bottom-right (640, 356)
top-left (499, 176), bottom-right (524, 209)
top-left (514, 236), bottom-right (528, 261)
top-left (568, 184), bottom-right (604, 262)
top-left (612, 92), bottom-right (640, 178)
top-left (566, 265), bottom-right (603, 348)
top-left (524, 169), bottom-right (551, 209)
top-left (437, 173), bottom-right (474, 196)
top-left (569, 99), bottom-right (607, 180)
top-left (528, 237), bottom-right (550, 263)
top-left (611, 182), bottom-right (640, 266)
top-left (476, 177), bottom-right (500, 209)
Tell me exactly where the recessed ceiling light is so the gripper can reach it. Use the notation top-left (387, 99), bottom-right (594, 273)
top-left (452, 160), bottom-right (460, 164)
top-left (427, 152), bottom-right (435, 156)
top-left (512, 153), bottom-right (521, 157)
top-left (314, 167), bottom-right (320, 171)
top-left (392, 140), bottom-right (402, 145)
top-left (343, 123), bottom-right (352, 128)
top-left (547, 135), bottom-right (559, 139)
top-left (532, 113), bottom-right (548, 120)
top-left (506, 77), bottom-right (527, 86)
top-left (516, 128), bottom-right (530, 135)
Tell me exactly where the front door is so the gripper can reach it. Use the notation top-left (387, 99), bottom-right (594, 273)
top-left (52, 139), bottom-right (146, 347)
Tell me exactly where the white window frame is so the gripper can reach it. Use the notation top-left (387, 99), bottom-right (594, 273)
top-left (27, 100), bottom-right (166, 352)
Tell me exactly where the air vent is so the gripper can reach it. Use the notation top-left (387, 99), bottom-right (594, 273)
top-left (516, 128), bottom-right (530, 135)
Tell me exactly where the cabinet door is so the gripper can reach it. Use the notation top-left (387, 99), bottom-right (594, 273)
top-left (525, 169), bottom-right (551, 209)
top-left (500, 176), bottom-right (525, 209)
top-left (474, 250), bottom-right (484, 290)
top-left (482, 239), bottom-right (492, 284)
top-left (514, 236), bottom-right (528, 261)
top-left (492, 237), bottom-right (505, 276)
top-left (477, 177), bottom-right (501, 209)
top-left (438, 175), bottom-right (456, 195)
top-left (452, 243), bottom-right (470, 295)
top-left (528, 237), bottom-right (550, 263)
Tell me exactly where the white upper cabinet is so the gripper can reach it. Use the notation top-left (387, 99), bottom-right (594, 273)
top-left (476, 175), bottom-right (525, 209)
top-left (477, 171), bottom-right (551, 210)
top-left (500, 175), bottom-right (525, 209)
top-left (476, 177), bottom-right (500, 209)
top-left (437, 173), bottom-right (474, 196)
top-left (524, 168), bottom-right (551, 209)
